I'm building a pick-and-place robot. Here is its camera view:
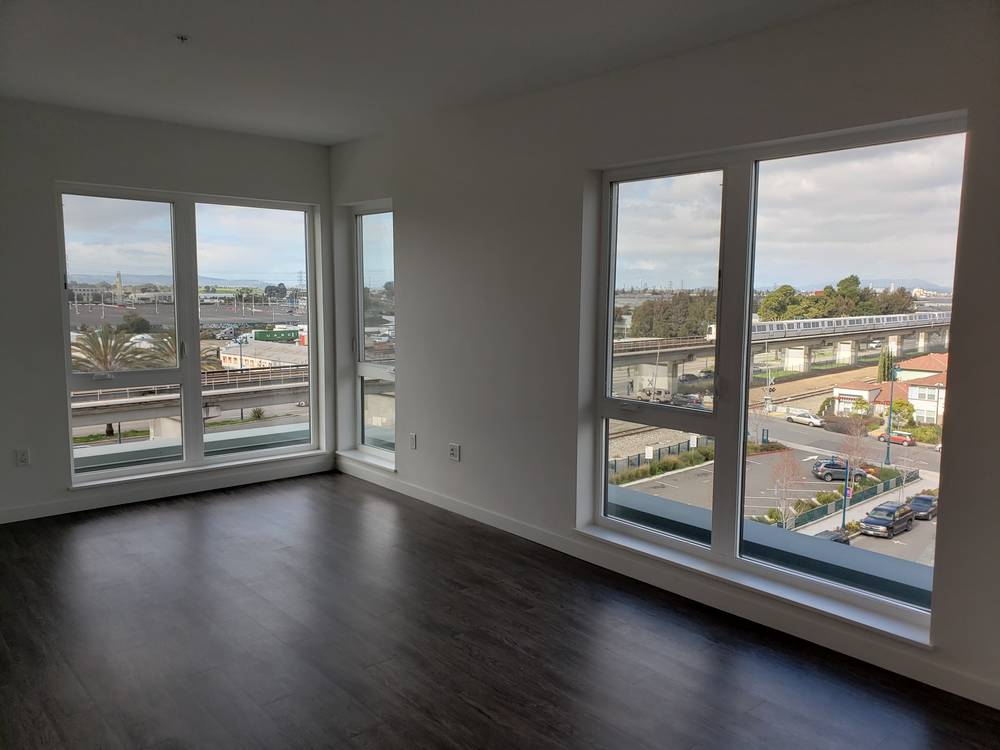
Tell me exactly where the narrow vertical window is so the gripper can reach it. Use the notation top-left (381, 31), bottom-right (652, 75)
top-left (356, 211), bottom-right (396, 453)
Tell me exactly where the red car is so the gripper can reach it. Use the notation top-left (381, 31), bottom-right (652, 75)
top-left (878, 432), bottom-right (916, 447)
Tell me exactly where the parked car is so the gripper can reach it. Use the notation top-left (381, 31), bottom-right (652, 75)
top-left (877, 431), bottom-right (916, 446)
top-left (699, 369), bottom-right (714, 378)
top-left (636, 388), bottom-right (670, 403)
top-left (670, 393), bottom-right (703, 407)
top-left (815, 528), bottom-right (851, 545)
top-left (908, 494), bottom-right (939, 520)
top-left (859, 501), bottom-right (915, 538)
top-left (811, 458), bottom-right (868, 482)
top-left (785, 410), bottom-right (825, 427)
top-left (678, 373), bottom-right (700, 384)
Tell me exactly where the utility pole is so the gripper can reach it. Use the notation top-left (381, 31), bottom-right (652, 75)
top-left (884, 363), bottom-right (898, 465)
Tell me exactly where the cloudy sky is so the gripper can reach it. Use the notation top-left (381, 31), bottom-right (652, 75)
top-left (358, 211), bottom-right (395, 289)
top-left (614, 132), bottom-right (966, 291)
top-left (62, 197), bottom-right (308, 286)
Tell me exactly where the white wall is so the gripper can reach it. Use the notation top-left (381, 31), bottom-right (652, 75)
top-left (0, 98), bottom-right (334, 521)
top-left (331, 0), bottom-right (1000, 707)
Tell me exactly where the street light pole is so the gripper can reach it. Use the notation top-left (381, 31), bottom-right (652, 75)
top-left (884, 364), bottom-right (898, 465)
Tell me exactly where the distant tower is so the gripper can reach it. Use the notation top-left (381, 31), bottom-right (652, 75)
top-left (297, 270), bottom-right (305, 287)
top-left (115, 271), bottom-right (124, 302)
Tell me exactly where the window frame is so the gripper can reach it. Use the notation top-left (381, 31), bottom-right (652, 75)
top-left (56, 183), bottom-right (322, 485)
top-left (594, 112), bottom-right (967, 618)
top-left (352, 205), bottom-right (396, 459)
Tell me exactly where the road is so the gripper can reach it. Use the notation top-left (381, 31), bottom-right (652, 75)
top-left (68, 301), bottom-right (308, 329)
top-left (620, 414), bottom-right (940, 567)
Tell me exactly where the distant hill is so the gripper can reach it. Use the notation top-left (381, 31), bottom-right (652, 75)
top-left (67, 273), bottom-right (275, 288)
top-left (860, 278), bottom-right (952, 293)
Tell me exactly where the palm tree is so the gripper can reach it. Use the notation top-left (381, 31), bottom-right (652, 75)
top-left (71, 327), bottom-right (151, 372)
top-left (71, 328), bottom-right (152, 436)
top-left (145, 332), bottom-right (223, 372)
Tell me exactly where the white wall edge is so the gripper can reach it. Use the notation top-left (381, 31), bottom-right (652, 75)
top-left (336, 457), bottom-right (1000, 710)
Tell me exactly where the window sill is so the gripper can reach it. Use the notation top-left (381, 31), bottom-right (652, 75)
top-left (70, 449), bottom-right (329, 490)
top-left (336, 448), bottom-right (396, 473)
top-left (576, 522), bottom-right (932, 648)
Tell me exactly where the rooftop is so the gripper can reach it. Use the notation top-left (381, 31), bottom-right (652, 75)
top-left (898, 352), bottom-right (949, 373)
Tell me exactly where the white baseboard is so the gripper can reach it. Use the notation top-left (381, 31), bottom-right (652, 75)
top-left (335, 455), bottom-right (1000, 710)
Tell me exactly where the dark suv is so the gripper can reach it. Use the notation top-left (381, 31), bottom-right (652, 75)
top-left (811, 458), bottom-right (867, 483)
top-left (860, 501), bottom-right (915, 538)
top-left (909, 494), bottom-right (938, 520)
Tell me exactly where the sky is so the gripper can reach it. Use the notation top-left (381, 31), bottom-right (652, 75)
top-left (62, 197), bottom-right (309, 286)
top-left (614, 132), bottom-right (966, 291)
top-left (359, 211), bottom-right (394, 289)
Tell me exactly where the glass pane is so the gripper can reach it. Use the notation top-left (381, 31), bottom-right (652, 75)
top-left (195, 204), bottom-right (311, 455)
top-left (606, 420), bottom-right (713, 545)
top-left (359, 212), bottom-right (395, 363)
top-left (362, 378), bottom-right (396, 451)
top-left (71, 384), bottom-right (183, 473)
top-left (63, 195), bottom-right (177, 373)
top-left (741, 133), bottom-right (965, 607)
top-left (610, 171), bottom-right (722, 411)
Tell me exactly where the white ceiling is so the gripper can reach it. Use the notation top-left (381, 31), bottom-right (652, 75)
top-left (0, 0), bottom-right (856, 144)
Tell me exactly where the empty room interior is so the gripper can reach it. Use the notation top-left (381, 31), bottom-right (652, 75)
top-left (2, 0), bottom-right (1000, 747)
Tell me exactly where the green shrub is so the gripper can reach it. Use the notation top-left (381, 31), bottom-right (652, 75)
top-left (250, 407), bottom-right (265, 420)
top-left (696, 445), bottom-right (715, 461)
top-left (815, 490), bottom-right (843, 506)
top-left (844, 520), bottom-right (861, 533)
top-left (912, 424), bottom-right (942, 444)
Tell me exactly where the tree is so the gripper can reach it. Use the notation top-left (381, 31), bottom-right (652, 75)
top-left (770, 450), bottom-right (802, 528)
top-left (757, 276), bottom-right (915, 321)
top-left (757, 285), bottom-right (797, 321)
top-left (877, 347), bottom-right (896, 382)
top-left (116, 313), bottom-right (151, 334)
top-left (71, 328), bottom-right (151, 372)
top-left (629, 291), bottom-right (716, 338)
top-left (850, 398), bottom-right (871, 417)
top-left (890, 399), bottom-right (915, 430)
top-left (145, 333), bottom-right (223, 372)
top-left (71, 329), bottom-right (153, 437)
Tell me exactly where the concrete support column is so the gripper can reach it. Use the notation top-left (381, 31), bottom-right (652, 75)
top-left (886, 335), bottom-right (901, 356)
top-left (835, 340), bottom-right (858, 366)
top-left (916, 331), bottom-right (929, 353)
top-left (667, 361), bottom-right (681, 393)
top-left (150, 416), bottom-right (183, 439)
top-left (783, 345), bottom-right (812, 373)
top-left (943, 327), bottom-right (950, 348)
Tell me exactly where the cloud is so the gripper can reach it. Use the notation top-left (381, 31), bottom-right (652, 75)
top-left (613, 133), bottom-right (965, 290)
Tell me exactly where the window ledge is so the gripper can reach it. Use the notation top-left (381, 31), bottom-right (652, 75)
top-left (576, 523), bottom-right (932, 648)
top-left (336, 448), bottom-right (396, 473)
top-left (70, 449), bottom-right (330, 490)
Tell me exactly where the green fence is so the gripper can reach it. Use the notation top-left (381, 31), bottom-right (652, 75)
top-left (607, 436), bottom-right (714, 477)
top-left (789, 468), bottom-right (921, 529)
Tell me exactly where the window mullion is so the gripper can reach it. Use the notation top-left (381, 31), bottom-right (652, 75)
top-left (172, 198), bottom-right (204, 466)
top-left (710, 160), bottom-right (755, 560)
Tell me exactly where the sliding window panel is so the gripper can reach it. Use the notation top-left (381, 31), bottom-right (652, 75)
top-left (62, 194), bottom-right (179, 374)
top-left (740, 132), bottom-right (966, 607)
top-left (195, 203), bottom-right (313, 456)
top-left (608, 171), bottom-right (723, 412)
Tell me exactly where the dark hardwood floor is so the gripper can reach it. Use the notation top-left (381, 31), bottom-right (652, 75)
top-left (1, 472), bottom-right (998, 749)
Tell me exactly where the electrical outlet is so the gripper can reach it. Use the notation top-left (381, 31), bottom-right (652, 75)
top-left (14, 448), bottom-right (30, 467)
top-left (448, 443), bottom-right (461, 462)
top-left (409, 432), bottom-right (417, 450)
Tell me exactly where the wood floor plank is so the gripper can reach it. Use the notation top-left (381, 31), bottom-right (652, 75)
top-left (1, 471), bottom-right (999, 749)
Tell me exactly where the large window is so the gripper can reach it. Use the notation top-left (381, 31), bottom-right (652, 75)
top-left (60, 189), bottom-right (317, 480)
top-left (355, 211), bottom-right (396, 453)
top-left (598, 119), bottom-right (966, 611)
top-left (601, 169), bottom-right (723, 544)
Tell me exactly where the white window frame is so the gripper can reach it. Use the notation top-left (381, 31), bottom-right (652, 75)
top-left (594, 112), bottom-right (966, 620)
top-left (56, 183), bottom-right (322, 485)
top-left (352, 204), bottom-right (396, 459)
